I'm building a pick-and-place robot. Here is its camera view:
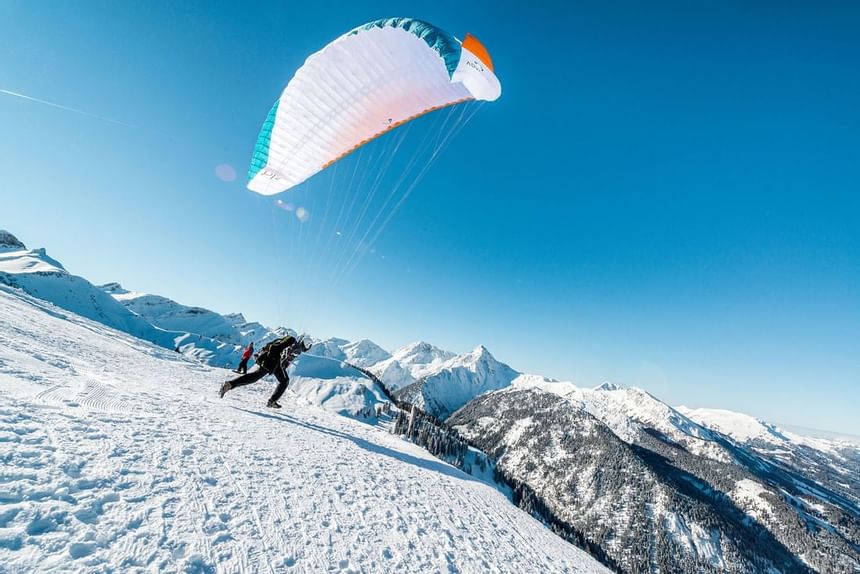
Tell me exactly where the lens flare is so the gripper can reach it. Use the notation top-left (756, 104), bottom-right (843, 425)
top-left (275, 199), bottom-right (295, 212)
top-left (215, 164), bottom-right (237, 182)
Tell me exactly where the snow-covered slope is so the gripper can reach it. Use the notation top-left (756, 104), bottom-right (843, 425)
top-left (0, 232), bottom-right (261, 368)
top-left (0, 285), bottom-right (609, 573)
top-left (567, 385), bottom-right (727, 459)
top-left (449, 386), bottom-right (860, 574)
top-left (450, 388), bottom-right (797, 573)
top-left (678, 405), bottom-right (860, 509)
top-left (289, 353), bottom-right (390, 421)
top-left (0, 230), bottom-right (286, 366)
top-left (677, 406), bottom-right (840, 454)
top-left (395, 346), bottom-right (520, 419)
top-left (512, 376), bottom-right (730, 462)
top-left (0, 234), bottom-right (167, 344)
top-left (101, 282), bottom-right (291, 350)
top-left (279, 338), bottom-right (394, 421)
top-left (511, 372), bottom-right (859, 489)
top-left (369, 358), bottom-right (417, 392)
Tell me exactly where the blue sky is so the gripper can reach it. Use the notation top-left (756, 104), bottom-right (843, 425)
top-left (2, 1), bottom-right (858, 434)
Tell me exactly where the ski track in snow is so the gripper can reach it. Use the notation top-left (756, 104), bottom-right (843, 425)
top-left (0, 287), bottom-right (607, 573)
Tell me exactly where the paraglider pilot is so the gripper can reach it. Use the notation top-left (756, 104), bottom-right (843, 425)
top-left (219, 336), bottom-right (311, 409)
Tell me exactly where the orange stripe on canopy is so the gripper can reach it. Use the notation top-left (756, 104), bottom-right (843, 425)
top-left (462, 33), bottom-right (494, 72)
top-left (321, 96), bottom-right (474, 170)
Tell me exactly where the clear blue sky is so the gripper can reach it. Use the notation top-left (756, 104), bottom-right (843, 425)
top-left (2, 1), bottom-right (858, 434)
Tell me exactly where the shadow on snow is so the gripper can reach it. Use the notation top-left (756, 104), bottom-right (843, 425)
top-left (231, 406), bottom-right (482, 485)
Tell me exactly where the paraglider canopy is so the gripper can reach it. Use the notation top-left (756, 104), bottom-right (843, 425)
top-left (247, 17), bottom-right (501, 196)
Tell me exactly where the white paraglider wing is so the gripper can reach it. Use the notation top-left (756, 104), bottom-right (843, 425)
top-left (247, 18), bottom-right (501, 195)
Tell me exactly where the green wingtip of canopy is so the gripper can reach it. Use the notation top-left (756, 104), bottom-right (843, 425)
top-left (248, 98), bottom-right (281, 183)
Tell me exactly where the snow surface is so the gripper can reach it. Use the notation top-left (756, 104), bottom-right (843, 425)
top-left (662, 512), bottom-right (725, 570)
top-left (512, 377), bottom-right (729, 461)
top-left (102, 282), bottom-right (293, 352)
top-left (0, 285), bottom-right (608, 573)
top-left (369, 341), bottom-right (455, 390)
top-left (677, 406), bottom-right (844, 455)
top-left (289, 353), bottom-right (389, 421)
top-left (339, 340), bottom-right (391, 369)
top-left (0, 243), bottom-right (243, 368)
top-left (730, 479), bottom-right (774, 523)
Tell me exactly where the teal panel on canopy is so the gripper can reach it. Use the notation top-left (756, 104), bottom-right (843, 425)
top-left (248, 98), bottom-right (280, 182)
top-left (350, 18), bottom-right (461, 78)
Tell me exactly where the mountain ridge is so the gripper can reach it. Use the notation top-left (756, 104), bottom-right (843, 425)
top-left (0, 231), bottom-right (289, 368)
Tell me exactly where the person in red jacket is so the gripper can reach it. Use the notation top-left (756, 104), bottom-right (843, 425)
top-left (235, 342), bottom-right (254, 374)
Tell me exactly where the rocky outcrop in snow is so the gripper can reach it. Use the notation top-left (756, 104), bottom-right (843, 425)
top-left (0, 229), bottom-right (26, 250)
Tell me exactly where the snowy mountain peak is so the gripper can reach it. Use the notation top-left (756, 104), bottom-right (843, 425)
top-left (396, 345), bottom-right (520, 419)
top-left (510, 373), bottom-right (580, 396)
top-left (223, 312), bottom-right (248, 326)
top-left (340, 339), bottom-right (391, 368)
top-left (557, 383), bottom-right (723, 459)
top-left (99, 282), bottom-right (130, 295)
top-left (468, 344), bottom-right (494, 361)
top-left (0, 243), bottom-right (67, 274)
top-left (309, 337), bottom-right (393, 370)
top-left (372, 340), bottom-right (458, 385)
top-left (428, 345), bottom-right (512, 377)
top-left (346, 338), bottom-right (389, 354)
top-left (394, 340), bottom-right (454, 361)
top-left (0, 230), bottom-right (25, 250)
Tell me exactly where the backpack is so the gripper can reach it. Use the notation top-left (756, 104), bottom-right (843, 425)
top-left (255, 336), bottom-right (296, 369)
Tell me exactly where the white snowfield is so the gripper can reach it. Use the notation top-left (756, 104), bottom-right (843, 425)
top-left (0, 286), bottom-right (608, 574)
top-left (101, 282), bottom-right (293, 352)
top-left (0, 242), bottom-right (238, 368)
top-left (676, 406), bottom-right (847, 455)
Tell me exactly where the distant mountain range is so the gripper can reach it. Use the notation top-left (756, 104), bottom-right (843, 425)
top-left (450, 386), bottom-right (859, 573)
top-left (2, 229), bottom-right (857, 573)
top-left (0, 230), bottom-right (288, 368)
